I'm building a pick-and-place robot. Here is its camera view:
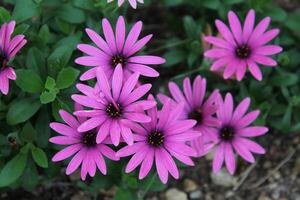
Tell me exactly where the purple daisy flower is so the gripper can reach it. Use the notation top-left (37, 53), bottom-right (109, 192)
top-left (75, 16), bottom-right (165, 81)
top-left (204, 10), bottom-right (282, 81)
top-left (116, 96), bottom-right (200, 183)
top-left (72, 65), bottom-right (156, 146)
top-left (0, 21), bottom-right (27, 95)
top-left (49, 104), bottom-right (119, 181)
top-left (211, 93), bottom-right (268, 175)
top-left (107, 0), bottom-right (144, 9)
top-left (158, 76), bottom-right (221, 156)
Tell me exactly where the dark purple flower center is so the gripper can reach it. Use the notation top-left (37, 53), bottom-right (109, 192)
top-left (235, 44), bottom-right (251, 59)
top-left (0, 52), bottom-right (7, 68)
top-left (106, 103), bottom-right (123, 118)
top-left (111, 55), bottom-right (126, 68)
top-left (82, 131), bottom-right (97, 147)
top-left (148, 131), bottom-right (164, 147)
top-left (188, 108), bottom-right (203, 125)
top-left (220, 126), bottom-right (235, 141)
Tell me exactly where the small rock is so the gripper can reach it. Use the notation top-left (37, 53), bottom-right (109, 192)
top-left (210, 169), bottom-right (237, 187)
top-left (165, 188), bottom-right (188, 200)
top-left (190, 190), bottom-right (202, 199)
top-left (183, 179), bottom-right (198, 192)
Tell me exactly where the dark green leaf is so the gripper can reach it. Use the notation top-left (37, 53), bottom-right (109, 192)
top-left (0, 152), bottom-right (27, 187)
top-left (31, 146), bottom-right (48, 168)
top-left (20, 122), bottom-right (37, 143)
top-left (56, 67), bottom-right (80, 89)
top-left (6, 98), bottom-right (41, 125)
top-left (12, 0), bottom-right (40, 22)
top-left (15, 69), bottom-right (44, 93)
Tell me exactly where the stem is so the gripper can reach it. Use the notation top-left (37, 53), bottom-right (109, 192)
top-left (148, 38), bottom-right (193, 54)
top-left (139, 173), bottom-right (157, 199)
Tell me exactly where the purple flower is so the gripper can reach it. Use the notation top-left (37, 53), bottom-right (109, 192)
top-left (107, 0), bottom-right (144, 9)
top-left (76, 16), bottom-right (165, 81)
top-left (211, 93), bottom-right (268, 174)
top-left (72, 65), bottom-right (156, 146)
top-left (204, 10), bottom-right (282, 81)
top-left (116, 96), bottom-right (200, 183)
top-left (158, 76), bottom-right (221, 156)
top-left (49, 104), bottom-right (119, 181)
top-left (0, 21), bottom-right (27, 95)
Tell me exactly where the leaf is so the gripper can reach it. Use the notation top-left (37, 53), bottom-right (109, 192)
top-left (15, 69), bottom-right (44, 93)
top-left (45, 76), bottom-right (56, 90)
top-left (162, 50), bottom-right (185, 67)
top-left (55, 3), bottom-right (85, 24)
top-left (12, 0), bottom-right (40, 22)
top-left (20, 122), bottom-right (37, 143)
top-left (113, 188), bottom-right (138, 200)
top-left (35, 108), bottom-right (50, 148)
top-left (0, 7), bottom-right (11, 23)
top-left (40, 91), bottom-right (57, 104)
top-left (25, 48), bottom-right (46, 78)
top-left (0, 152), bottom-right (28, 187)
top-left (6, 98), bottom-right (41, 125)
top-left (31, 146), bottom-right (48, 168)
top-left (56, 67), bottom-right (79, 89)
top-left (20, 161), bottom-right (38, 191)
top-left (38, 24), bottom-right (51, 43)
top-left (269, 71), bottom-right (298, 87)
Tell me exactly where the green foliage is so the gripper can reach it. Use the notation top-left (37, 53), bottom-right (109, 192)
top-left (0, 0), bottom-right (299, 198)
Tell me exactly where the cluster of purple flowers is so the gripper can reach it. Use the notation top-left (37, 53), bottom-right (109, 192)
top-left (48, 11), bottom-right (281, 183)
top-left (0, 3), bottom-right (281, 184)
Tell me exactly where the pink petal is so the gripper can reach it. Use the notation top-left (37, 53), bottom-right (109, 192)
top-left (223, 61), bottom-right (237, 79)
top-left (243, 9), bottom-right (255, 42)
top-left (50, 122), bottom-right (78, 137)
top-left (120, 125), bottom-right (134, 145)
top-left (124, 112), bottom-right (151, 123)
top-left (98, 144), bottom-right (119, 160)
top-left (224, 143), bottom-right (236, 175)
top-left (94, 152), bottom-right (107, 175)
top-left (232, 97), bottom-right (250, 122)
top-left (204, 36), bottom-right (233, 49)
top-left (123, 84), bottom-right (152, 105)
top-left (155, 149), bottom-right (169, 184)
top-left (125, 146), bottom-right (148, 173)
top-left (204, 49), bottom-right (231, 58)
top-left (139, 148), bottom-right (154, 179)
top-left (102, 18), bottom-right (117, 54)
top-left (96, 68), bottom-right (113, 101)
top-left (96, 120), bottom-right (111, 144)
top-left (115, 16), bottom-right (125, 51)
top-left (77, 116), bottom-right (106, 132)
top-left (117, 142), bottom-right (145, 157)
top-left (0, 72), bottom-right (9, 95)
top-left (237, 126), bottom-right (268, 137)
top-left (228, 11), bottom-right (243, 44)
top-left (119, 73), bottom-right (140, 102)
top-left (254, 45), bottom-right (282, 56)
top-left (66, 149), bottom-right (86, 175)
top-left (128, 55), bottom-right (165, 65)
top-left (236, 110), bottom-right (260, 128)
top-left (215, 19), bottom-right (236, 45)
top-left (164, 142), bottom-right (197, 156)
top-left (77, 44), bottom-right (109, 58)
top-left (75, 56), bottom-right (104, 66)
top-left (127, 34), bottom-right (153, 56)
top-left (49, 136), bottom-right (80, 145)
top-left (212, 143), bottom-right (225, 173)
top-left (127, 63), bottom-right (159, 77)
top-left (183, 77), bottom-right (193, 106)
top-left (248, 17), bottom-right (271, 44)
top-left (236, 60), bottom-right (247, 81)
top-left (232, 139), bottom-right (255, 163)
top-left (159, 148), bottom-right (179, 179)
top-left (85, 28), bottom-right (112, 55)
top-left (236, 138), bottom-right (266, 154)
top-left (71, 94), bottom-right (103, 109)
top-left (112, 65), bottom-right (123, 100)
top-left (110, 120), bottom-right (121, 146)
top-left (253, 28), bottom-right (280, 47)
top-left (123, 21), bottom-right (143, 56)
top-left (210, 57), bottom-right (231, 71)
top-left (247, 60), bottom-right (262, 81)
top-left (59, 110), bottom-right (79, 129)
top-left (52, 144), bottom-right (82, 162)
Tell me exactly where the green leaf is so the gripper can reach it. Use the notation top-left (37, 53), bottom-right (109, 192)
top-left (31, 146), bottom-right (48, 168)
top-left (40, 91), bottom-right (57, 104)
top-left (26, 47), bottom-right (46, 78)
top-left (0, 7), bottom-right (11, 23)
top-left (56, 67), bottom-right (79, 89)
top-left (6, 98), bottom-right (41, 125)
top-left (113, 188), bottom-right (138, 200)
top-left (163, 50), bottom-right (185, 67)
top-left (45, 76), bottom-right (56, 90)
top-left (21, 162), bottom-right (38, 191)
top-left (15, 69), bottom-right (44, 93)
top-left (35, 108), bottom-right (50, 148)
top-left (20, 122), bottom-right (37, 143)
top-left (12, 0), bottom-right (40, 22)
top-left (223, 0), bottom-right (244, 4)
top-left (56, 3), bottom-right (85, 24)
top-left (269, 71), bottom-right (298, 87)
top-left (38, 24), bottom-right (51, 43)
top-left (13, 24), bottom-right (30, 35)
top-left (0, 152), bottom-right (28, 187)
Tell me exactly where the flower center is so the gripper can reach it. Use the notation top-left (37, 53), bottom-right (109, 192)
top-left (220, 126), bottom-right (235, 141)
top-left (111, 55), bottom-right (126, 68)
top-left (188, 108), bottom-right (203, 125)
top-left (106, 103), bottom-right (122, 118)
top-left (0, 52), bottom-right (7, 68)
top-left (235, 45), bottom-right (251, 59)
top-left (82, 131), bottom-right (97, 147)
top-left (147, 131), bottom-right (164, 147)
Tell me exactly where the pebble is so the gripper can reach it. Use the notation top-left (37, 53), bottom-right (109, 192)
top-left (183, 179), bottom-right (198, 192)
top-left (210, 170), bottom-right (237, 187)
top-left (165, 188), bottom-right (188, 200)
top-left (189, 190), bottom-right (203, 199)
